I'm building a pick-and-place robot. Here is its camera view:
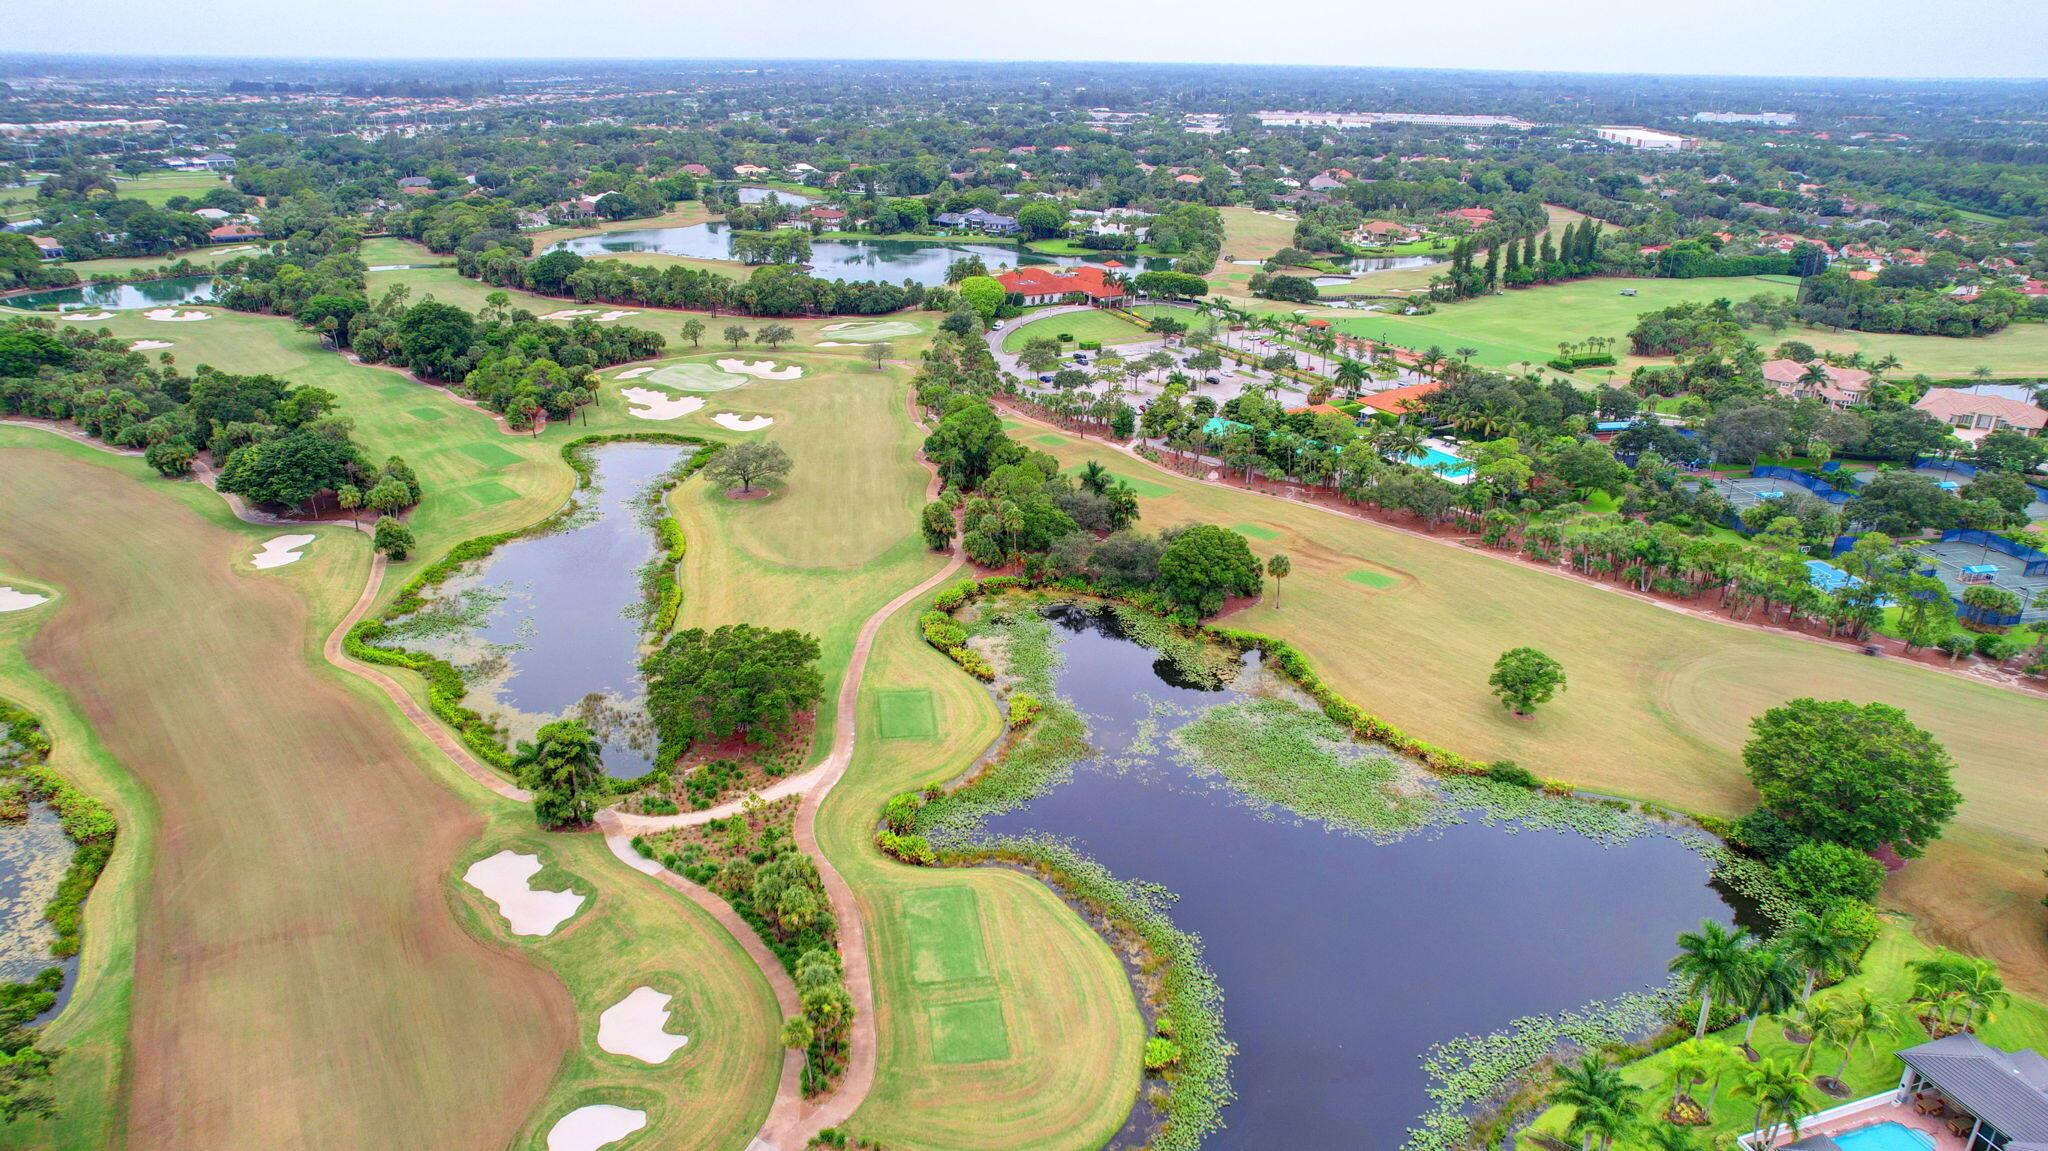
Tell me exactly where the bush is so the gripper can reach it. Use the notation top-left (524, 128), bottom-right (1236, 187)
top-left (1007, 692), bottom-right (1043, 729)
top-left (1731, 807), bottom-right (1810, 863)
top-left (1483, 759), bottom-right (1540, 789)
top-left (874, 829), bottom-right (936, 866)
top-left (373, 517), bottom-right (415, 560)
top-left (883, 792), bottom-right (923, 834)
top-left (1777, 840), bottom-right (1886, 906)
top-left (1078, 340), bottom-right (1101, 351)
top-left (1144, 1036), bottom-right (1184, 1072)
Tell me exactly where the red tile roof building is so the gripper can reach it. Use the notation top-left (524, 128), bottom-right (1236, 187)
top-left (994, 265), bottom-right (1126, 306)
top-left (1912, 389), bottom-right (2047, 440)
top-left (1358, 381), bottom-right (1443, 415)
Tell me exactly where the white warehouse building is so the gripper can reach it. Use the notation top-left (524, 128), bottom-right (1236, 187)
top-left (1594, 125), bottom-right (1695, 150)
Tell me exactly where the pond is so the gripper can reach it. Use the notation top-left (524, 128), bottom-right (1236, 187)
top-left (5, 275), bottom-right (217, 311)
top-left (547, 223), bottom-right (1173, 287)
top-left (387, 442), bottom-right (693, 779)
top-left (0, 801), bottom-right (78, 1023)
top-left (735, 185), bottom-right (818, 208)
top-left (963, 603), bottom-right (1744, 1151)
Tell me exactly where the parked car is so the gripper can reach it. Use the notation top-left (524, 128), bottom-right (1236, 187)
top-left (1204, 375), bottom-right (1221, 384)
top-left (1073, 353), bottom-right (1090, 364)
top-left (1037, 373), bottom-right (1055, 383)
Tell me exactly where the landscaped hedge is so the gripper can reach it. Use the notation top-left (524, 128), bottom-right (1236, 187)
top-left (345, 432), bottom-right (719, 770)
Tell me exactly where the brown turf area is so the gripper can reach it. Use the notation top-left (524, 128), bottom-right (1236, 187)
top-left (0, 448), bottom-right (574, 1151)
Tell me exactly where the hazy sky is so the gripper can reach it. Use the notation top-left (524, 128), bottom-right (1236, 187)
top-left (7, 0), bottom-right (2047, 79)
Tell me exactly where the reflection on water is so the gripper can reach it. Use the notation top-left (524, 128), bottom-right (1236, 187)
top-left (971, 605), bottom-right (1739, 1151)
top-left (7, 275), bottom-right (217, 311)
top-left (389, 442), bottom-right (691, 778)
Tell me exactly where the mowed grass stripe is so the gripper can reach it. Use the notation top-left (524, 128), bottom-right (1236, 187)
top-left (901, 887), bottom-right (993, 985)
top-left (0, 448), bottom-right (574, 1151)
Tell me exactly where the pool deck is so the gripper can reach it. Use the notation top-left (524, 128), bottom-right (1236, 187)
top-left (1750, 1093), bottom-right (1971, 1151)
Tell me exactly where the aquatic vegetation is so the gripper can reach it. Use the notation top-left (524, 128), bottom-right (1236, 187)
top-left (1170, 697), bottom-right (1440, 839)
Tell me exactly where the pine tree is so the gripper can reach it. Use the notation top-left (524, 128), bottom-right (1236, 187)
top-left (1539, 232), bottom-right (1557, 272)
top-left (1558, 222), bottom-right (1577, 272)
top-left (1521, 232), bottom-right (1537, 267)
top-left (1505, 242), bottom-right (1522, 280)
top-left (1484, 245), bottom-right (1501, 289)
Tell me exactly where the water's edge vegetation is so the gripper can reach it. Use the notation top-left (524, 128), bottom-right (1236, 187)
top-left (878, 577), bottom-right (1801, 1151)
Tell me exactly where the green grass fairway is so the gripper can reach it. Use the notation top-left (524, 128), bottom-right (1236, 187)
top-left (1000, 309), bottom-right (1150, 352)
top-left (0, 445), bottom-right (573, 1150)
top-left (1065, 465), bottom-right (1170, 498)
top-left (902, 887), bottom-right (994, 985)
top-left (875, 688), bottom-right (938, 741)
top-left (457, 441), bottom-right (522, 467)
top-left (645, 361), bottom-right (748, 392)
top-left (1296, 276), bottom-right (1800, 381)
top-left (407, 403), bottom-right (450, 422)
top-left (359, 236), bottom-right (445, 266)
top-left (1233, 522), bottom-right (1281, 540)
top-left (57, 244), bottom-right (259, 278)
top-left (1218, 205), bottom-right (1297, 263)
top-left (927, 999), bottom-right (1012, 1065)
top-left (1008, 414), bottom-right (2048, 999)
top-left (461, 479), bottom-right (522, 507)
top-left (111, 169), bottom-right (232, 206)
top-left (816, 319), bottom-right (924, 342)
top-left (1345, 568), bottom-right (1399, 589)
top-left (1032, 433), bottom-right (1069, 448)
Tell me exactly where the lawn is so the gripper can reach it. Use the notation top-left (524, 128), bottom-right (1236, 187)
top-left (1217, 205), bottom-right (1298, 263)
top-left (824, 600), bottom-right (1145, 1150)
top-left (1519, 919), bottom-right (2048, 1151)
top-left (359, 236), bottom-right (446, 266)
top-left (57, 244), bottom-right (260, 278)
top-left (0, 444), bottom-right (570, 1151)
top-left (1006, 417), bottom-right (2048, 999)
top-left (1000, 308), bottom-right (1151, 352)
top-left (110, 169), bottom-right (233, 206)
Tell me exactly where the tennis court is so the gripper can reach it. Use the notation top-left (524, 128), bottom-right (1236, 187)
top-left (1915, 540), bottom-right (2048, 622)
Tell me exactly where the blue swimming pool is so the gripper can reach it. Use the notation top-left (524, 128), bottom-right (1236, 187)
top-left (1403, 444), bottom-right (1474, 477)
top-left (1832, 1121), bottom-right (1936, 1151)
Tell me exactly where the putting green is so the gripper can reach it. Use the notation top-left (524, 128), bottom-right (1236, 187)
top-left (901, 887), bottom-right (991, 985)
top-left (1343, 569), bottom-right (1398, 589)
top-left (645, 362), bottom-right (749, 392)
top-left (875, 688), bottom-right (938, 741)
top-left (463, 480), bottom-right (522, 508)
top-left (456, 442), bottom-right (521, 468)
top-left (1233, 522), bottom-right (1281, 541)
top-left (408, 405), bottom-right (450, 423)
top-left (927, 999), bottom-right (1010, 1065)
top-left (817, 320), bottom-right (921, 341)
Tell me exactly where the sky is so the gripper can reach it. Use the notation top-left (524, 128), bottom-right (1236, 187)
top-left (6, 0), bottom-right (2048, 79)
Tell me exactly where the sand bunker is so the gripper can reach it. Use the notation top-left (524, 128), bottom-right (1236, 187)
top-left (715, 358), bottom-right (802, 380)
top-left (621, 388), bottom-right (706, 421)
top-left (0, 586), bottom-right (50, 613)
top-left (249, 533), bottom-right (316, 570)
top-left (615, 366), bottom-right (656, 380)
top-left (463, 850), bottom-right (584, 936)
top-left (547, 1106), bottom-right (647, 1151)
top-left (819, 320), bottom-right (920, 340)
top-left (598, 987), bottom-right (691, 1064)
top-left (129, 339), bottom-right (174, 351)
top-left (595, 310), bottom-right (639, 322)
top-left (644, 362), bottom-right (748, 393)
top-left (541, 308), bottom-right (600, 320)
top-left (61, 311), bottom-right (116, 322)
top-left (144, 308), bottom-right (210, 322)
top-left (711, 412), bottom-right (773, 431)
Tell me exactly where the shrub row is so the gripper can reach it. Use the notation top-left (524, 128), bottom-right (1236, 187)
top-left (345, 433), bottom-right (716, 769)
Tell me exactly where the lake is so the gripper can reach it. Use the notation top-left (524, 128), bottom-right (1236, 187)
top-left (967, 603), bottom-right (1741, 1151)
top-left (390, 442), bottom-right (692, 779)
top-left (0, 801), bottom-right (78, 1022)
top-left (547, 222), bottom-right (1172, 287)
top-left (5, 275), bottom-right (217, 311)
top-left (736, 185), bottom-right (818, 208)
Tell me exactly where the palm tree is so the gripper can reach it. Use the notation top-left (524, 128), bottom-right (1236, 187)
top-left (1739, 945), bottom-right (1805, 1051)
top-left (1739, 1057), bottom-right (1812, 1146)
top-left (1670, 920), bottom-right (1753, 1038)
top-left (1821, 989), bottom-right (1902, 1092)
top-left (1662, 1039), bottom-right (1714, 1119)
top-left (1078, 459), bottom-right (1111, 495)
top-left (1552, 1054), bottom-right (1639, 1151)
top-left (1782, 908), bottom-right (1863, 1003)
top-left (1774, 996), bottom-right (1846, 1071)
top-left (1957, 958), bottom-right (2010, 1031)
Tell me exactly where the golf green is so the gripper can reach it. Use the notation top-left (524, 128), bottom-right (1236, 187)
top-left (1345, 569), bottom-right (1398, 589)
top-left (875, 688), bottom-right (938, 741)
top-left (902, 887), bottom-right (992, 986)
top-left (927, 999), bottom-right (1011, 1065)
top-left (1233, 522), bottom-right (1281, 540)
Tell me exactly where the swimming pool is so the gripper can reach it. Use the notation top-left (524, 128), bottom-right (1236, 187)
top-left (1403, 445), bottom-right (1474, 477)
top-left (1832, 1121), bottom-right (1937, 1151)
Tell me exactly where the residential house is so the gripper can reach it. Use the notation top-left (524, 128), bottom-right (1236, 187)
top-left (803, 206), bottom-right (847, 229)
top-left (732, 164), bottom-right (770, 178)
top-left (397, 176), bottom-right (434, 193)
top-left (1913, 388), bottom-right (2048, 440)
top-left (207, 223), bottom-right (264, 244)
top-left (680, 163), bottom-right (712, 178)
top-left (993, 265), bottom-right (1126, 306)
top-left (30, 235), bottom-right (63, 260)
top-left (199, 153), bottom-right (236, 170)
top-left (932, 208), bottom-right (1020, 236)
top-left (1357, 381), bottom-right (1443, 417)
top-left (1762, 359), bottom-right (1870, 407)
top-left (1441, 207), bottom-right (1495, 226)
top-left (1353, 219), bottom-right (1421, 244)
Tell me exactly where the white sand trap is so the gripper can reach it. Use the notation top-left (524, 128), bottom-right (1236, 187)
top-left (463, 850), bottom-right (584, 936)
top-left (547, 1105), bottom-right (646, 1151)
top-left (715, 358), bottom-right (802, 380)
top-left (129, 339), bottom-right (174, 351)
top-left (819, 320), bottom-right (920, 340)
top-left (621, 388), bottom-right (705, 421)
top-left (0, 586), bottom-right (50, 613)
top-left (598, 987), bottom-right (691, 1064)
top-left (143, 308), bottom-right (210, 322)
top-left (596, 310), bottom-right (639, 322)
top-left (541, 308), bottom-right (600, 320)
top-left (615, 366), bottom-right (656, 380)
top-left (712, 412), bottom-right (774, 431)
top-left (62, 311), bottom-right (116, 322)
top-left (250, 533), bottom-right (315, 570)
